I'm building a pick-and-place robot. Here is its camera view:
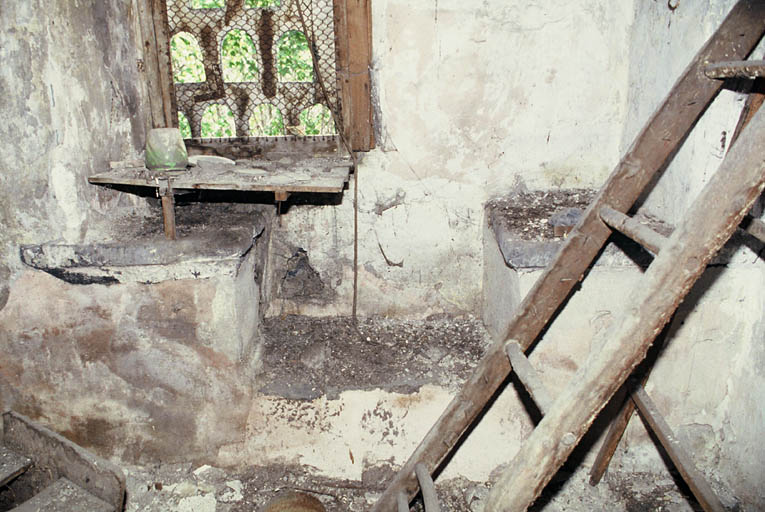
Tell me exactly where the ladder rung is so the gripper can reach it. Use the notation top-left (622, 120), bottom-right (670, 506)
top-left (631, 388), bottom-right (725, 512)
top-left (743, 216), bottom-right (765, 243)
top-left (414, 463), bottom-right (440, 512)
top-left (704, 59), bottom-right (765, 79)
top-left (505, 341), bottom-right (554, 415)
top-left (396, 492), bottom-right (409, 512)
top-left (599, 206), bottom-right (667, 254)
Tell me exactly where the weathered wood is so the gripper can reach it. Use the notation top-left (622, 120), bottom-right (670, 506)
top-left (588, 323), bottom-right (671, 486)
top-left (396, 492), bottom-right (410, 512)
top-left (415, 463), bottom-right (441, 512)
top-left (333, 0), bottom-right (354, 145)
top-left (0, 445), bottom-right (31, 487)
top-left (599, 206), bottom-right (667, 255)
top-left (631, 388), bottom-right (725, 512)
top-left (744, 216), bottom-right (765, 243)
top-left (334, 0), bottom-right (374, 151)
top-left (89, 164), bottom-right (352, 194)
top-left (150, 0), bottom-right (177, 128)
top-left (136, 0), bottom-right (166, 131)
top-left (729, 76), bottom-right (765, 149)
top-left (505, 341), bottom-right (554, 415)
top-left (2, 411), bottom-right (125, 510)
top-left (704, 59), bottom-right (765, 79)
top-left (10, 478), bottom-right (114, 512)
top-left (161, 194), bottom-right (177, 240)
top-left (372, 4), bottom-right (765, 510)
top-left (484, 100), bottom-right (765, 512)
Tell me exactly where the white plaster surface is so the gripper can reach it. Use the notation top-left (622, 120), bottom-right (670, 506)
top-left (267, 0), bottom-right (634, 317)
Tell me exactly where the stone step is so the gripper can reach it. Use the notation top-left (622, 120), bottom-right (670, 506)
top-left (10, 477), bottom-right (114, 512)
top-left (0, 445), bottom-right (31, 487)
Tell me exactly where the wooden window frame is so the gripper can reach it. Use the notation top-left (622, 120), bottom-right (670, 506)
top-left (136, 0), bottom-right (374, 152)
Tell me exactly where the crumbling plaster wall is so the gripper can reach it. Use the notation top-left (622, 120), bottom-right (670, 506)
top-left (0, 1), bottom-right (258, 464)
top-left (268, 0), bottom-right (634, 317)
top-left (0, 1), bottom-right (151, 307)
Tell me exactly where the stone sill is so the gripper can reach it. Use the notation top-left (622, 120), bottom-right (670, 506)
top-left (20, 204), bottom-right (267, 285)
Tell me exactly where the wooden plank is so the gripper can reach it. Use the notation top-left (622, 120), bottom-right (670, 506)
top-left (0, 446), bottom-right (31, 487)
top-left (136, 0), bottom-right (166, 130)
top-left (599, 206), bottom-right (667, 255)
top-left (372, 4), bottom-right (765, 510)
top-left (333, 0), bottom-right (354, 146)
top-left (631, 388), bottom-right (725, 512)
top-left (505, 341), bottom-right (554, 415)
top-left (11, 478), bottom-right (114, 512)
top-left (484, 96), bottom-right (765, 512)
top-left (335, 0), bottom-right (374, 151)
top-left (704, 59), bottom-right (765, 79)
top-left (89, 164), bottom-right (352, 194)
top-left (2, 411), bottom-right (125, 510)
top-left (150, 0), bottom-right (177, 128)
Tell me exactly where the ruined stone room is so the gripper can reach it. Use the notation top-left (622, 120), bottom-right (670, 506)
top-left (1, 0), bottom-right (764, 511)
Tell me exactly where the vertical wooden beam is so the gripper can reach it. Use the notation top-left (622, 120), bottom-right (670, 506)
top-left (334, 0), bottom-right (374, 151)
top-left (136, 0), bottom-right (177, 130)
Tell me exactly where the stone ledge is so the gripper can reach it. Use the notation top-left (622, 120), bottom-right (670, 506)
top-left (19, 204), bottom-right (267, 284)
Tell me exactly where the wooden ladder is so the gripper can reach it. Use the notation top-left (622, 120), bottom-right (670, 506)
top-left (373, 2), bottom-right (765, 511)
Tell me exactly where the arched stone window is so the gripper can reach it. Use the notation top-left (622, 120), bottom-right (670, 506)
top-left (276, 31), bottom-right (313, 83)
top-left (201, 104), bottom-right (236, 137)
top-left (221, 29), bottom-right (259, 82)
top-left (298, 104), bottom-right (336, 135)
top-left (170, 32), bottom-right (206, 83)
top-left (249, 104), bottom-right (284, 136)
top-left (190, 0), bottom-right (224, 8)
top-left (178, 111), bottom-right (192, 139)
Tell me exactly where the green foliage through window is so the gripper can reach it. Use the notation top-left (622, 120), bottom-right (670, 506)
top-left (178, 111), bottom-right (192, 139)
top-left (222, 30), bottom-right (259, 82)
top-left (201, 104), bottom-right (236, 137)
top-left (277, 31), bottom-right (313, 82)
top-left (299, 104), bottom-right (336, 135)
top-left (190, 0), bottom-right (224, 8)
top-left (171, 32), bottom-right (206, 83)
top-left (245, 0), bottom-right (280, 7)
top-left (249, 104), bottom-right (284, 136)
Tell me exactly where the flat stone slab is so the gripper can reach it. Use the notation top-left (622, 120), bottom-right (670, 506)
top-left (11, 478), bottom-right (114, 512)
top-left (0, 445), bottom-right (31, 487)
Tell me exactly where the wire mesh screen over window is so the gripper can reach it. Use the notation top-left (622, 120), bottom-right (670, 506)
top-left (167, 0), bottom-right (339, 138)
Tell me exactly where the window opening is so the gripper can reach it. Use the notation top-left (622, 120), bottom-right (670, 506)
top-left (166, 0), bottom-right (340, 139)
top-left (246, 0), bottom-right (281, 7)
top-left (298, 103), bottom-right (336, 135)
top-left (221, 29), bottom-right (259, 82)
top-left (201, 104), bottom-right (236, 137)
top-left (170, 32), bottom-right (206, 83)
top-left (249, 104), bottom-right (285, 136)
top-left (178, 111), bottom-right (192, 138)
top-left (190, 0), bottom-right (225, 9)
top-left (276, 31), bottom-right (313, 83)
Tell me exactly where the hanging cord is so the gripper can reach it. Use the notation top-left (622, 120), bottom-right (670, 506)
top-left (295, 0), bottom-right (360, 324)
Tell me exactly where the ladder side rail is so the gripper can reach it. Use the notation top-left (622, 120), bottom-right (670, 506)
top-left (372, 4), bottom-right (765, 509)
top-left (484, 103), bottom-right (765, 512)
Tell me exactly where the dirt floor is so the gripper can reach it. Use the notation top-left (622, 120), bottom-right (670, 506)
top-left (117, 315), bottom-right (703, 512)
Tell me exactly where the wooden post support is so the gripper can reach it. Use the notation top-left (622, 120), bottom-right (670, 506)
top-left (484, 97), bottom-right (765, 512)
top-left (372, 4), bottom-right (765, 510)
top-left (157, 178), bottom-right (177, 240)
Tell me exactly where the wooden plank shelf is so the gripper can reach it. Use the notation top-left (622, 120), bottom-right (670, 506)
top-left (89, 158), bottom-right (353, 195)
